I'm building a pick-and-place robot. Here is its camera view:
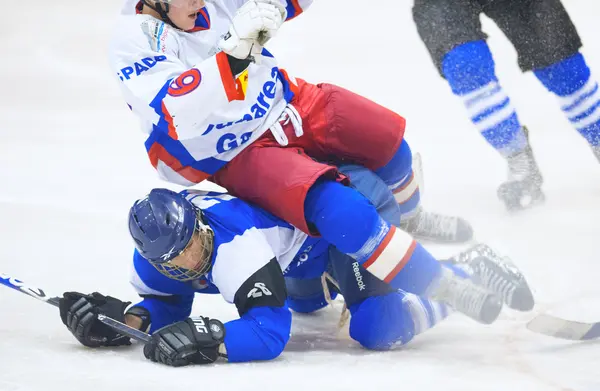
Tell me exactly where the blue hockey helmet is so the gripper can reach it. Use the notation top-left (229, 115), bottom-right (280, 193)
top-left (128, 188), bottom-right (214, 281)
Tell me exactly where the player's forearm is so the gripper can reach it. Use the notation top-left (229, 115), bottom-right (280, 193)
top-left (126, 295), bottom-right (194, 333)
top-left (223, 306), bottom-right (291, 362)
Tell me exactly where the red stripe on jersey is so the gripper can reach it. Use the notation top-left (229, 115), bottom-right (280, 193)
top-left (216, 52), bottom-right (245, 102)
top-left (278, 68), bottom-right (300, 96)
top-left (287, 0), bottom-right (303, 20)
top-left (147, 142), bottom-right (210, 183)
top-left (161, 102), bottom-right (179, 139)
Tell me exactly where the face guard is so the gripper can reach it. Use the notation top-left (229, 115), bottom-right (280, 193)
top-left (150, 210), bottom-right (214, 282)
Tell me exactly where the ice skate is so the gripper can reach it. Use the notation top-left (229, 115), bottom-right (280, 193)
top-left (427, 267), bottom-right (502, 325)
top-left (400, 207), bottom-right (473, 243)
top-left (592, 145), bottom-right (600, 163)
top-left (497, 128), bottom-right (544, 211)
top-left (445, 243), bottom-right (534, 311)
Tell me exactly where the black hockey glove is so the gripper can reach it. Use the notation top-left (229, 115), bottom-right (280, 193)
top-left (59, 292), bottom-right (132, 348)
top-left (144, 316), bottom-right (226, 367)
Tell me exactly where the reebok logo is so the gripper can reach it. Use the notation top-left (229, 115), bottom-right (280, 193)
top-left (352, 262), bottom-right (366, 291)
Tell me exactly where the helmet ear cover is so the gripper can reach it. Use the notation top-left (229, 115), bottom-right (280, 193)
top-left (141, 0), bottom-right (177, 29)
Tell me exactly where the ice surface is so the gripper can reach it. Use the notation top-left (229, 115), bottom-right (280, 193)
top-left (0, 1), bottom-right (598, 390)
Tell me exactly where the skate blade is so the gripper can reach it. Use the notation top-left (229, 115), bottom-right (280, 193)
top-left (498, 185), bottom-right (545, 212)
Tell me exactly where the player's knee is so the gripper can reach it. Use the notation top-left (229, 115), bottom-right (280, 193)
top-left (348, 292), bottom-right (416, 351)
top-left (374, 139), bottom-right (413, 187)
top-left (305, 180), bottom-right (380, 254)
top-left (508, 0), bottom-right (582, 71)
top-left (413, 0), bottom-right (486, 73)
top-left (442, 40), bottom-right (497, 93)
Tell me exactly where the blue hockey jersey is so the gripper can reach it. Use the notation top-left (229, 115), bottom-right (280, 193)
top-left (129, 189), bottom-right (320, 362)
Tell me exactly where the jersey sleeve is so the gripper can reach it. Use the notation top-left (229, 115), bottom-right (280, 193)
top-left (210, 227), bottom-right (280, 303)
top-left (281, 0), bottom-right (313, 20)
top-left (209, 225), bottom-right (291, 362)
top-left (111, 18), bottom-right (242, 138)
top-left (109, 17), bottom-right (246, 186)
top-left (221, 259), bottom-right (291, 362)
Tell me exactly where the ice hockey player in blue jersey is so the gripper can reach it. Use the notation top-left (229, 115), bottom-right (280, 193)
top-left (412, 0), bottom-right (600, 210)
top-left (58, 164), bottom-right (534, 366)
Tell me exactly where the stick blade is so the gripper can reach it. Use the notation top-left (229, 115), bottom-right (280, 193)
top-left (527, 314), bottom-right (600, 341)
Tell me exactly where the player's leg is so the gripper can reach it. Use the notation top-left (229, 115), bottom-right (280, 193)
top-left (534, 54), bottom-right (600, 161)
top-left (284, 240), bottom-right (338, 313)
top-left (413, 0), bottom-right (543, 210)
top-left (304, 178), bottom-right (502, 324)
top-left (292, 79), bottom-right (472, 242)
top-left (339, 163), bottom-right (533, 312)
top-left (372, 140), bottom-right (472, 242)
top-left (348, 292), bottom-right (450, 350)
top-left (328, 247), bottom-right (452, 350)
top-left (329, 242), bottom-right (534, 349)
top-left (213, 128), bottom-right (498, 323)
top-left (285, 276), bottom-right (336, 313)
top-left (488, 0), bottom-right (600, 161)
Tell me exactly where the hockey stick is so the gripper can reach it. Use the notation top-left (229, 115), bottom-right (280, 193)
top-left (526, 313), bottom-right (600, 341)
top-left (0, 272), bottom-right (151, 343)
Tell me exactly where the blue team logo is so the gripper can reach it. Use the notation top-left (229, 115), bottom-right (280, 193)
top-left (118, 55), bottom-right (167, 81)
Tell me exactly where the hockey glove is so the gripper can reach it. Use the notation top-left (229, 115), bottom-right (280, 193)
top-left (143, 316), bottom-right (226, 367)
top-left (219, 0), bottom-right (285, 60)
top-left (254, 0), bottom-right (287, 45)
top-left (59, 292), bottom-right (132, 348)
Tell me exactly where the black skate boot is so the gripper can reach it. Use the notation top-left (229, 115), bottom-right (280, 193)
top-left (400, 207), bottom-right (473, 243)
top-left (445, 243), bottom-right (534, 311)
top-left (427, 267), bottom-right (502, 325)
top-left (497, 128), bottom-right (544, 211)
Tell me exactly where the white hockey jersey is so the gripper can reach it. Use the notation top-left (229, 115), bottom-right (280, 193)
top-left (109, 0), bottom-right (312, 186)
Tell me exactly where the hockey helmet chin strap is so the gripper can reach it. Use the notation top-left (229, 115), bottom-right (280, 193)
top-left (140, 0), bottom-right (181, 30)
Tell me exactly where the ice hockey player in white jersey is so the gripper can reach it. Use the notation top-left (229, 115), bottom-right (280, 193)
top-left (58, 166), bottom-right (534, 366)
top-left (109, 0), bottom-right (473, 244)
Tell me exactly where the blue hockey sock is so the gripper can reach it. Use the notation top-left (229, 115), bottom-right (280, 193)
top-left (348, 291), bottom-right (451, 350)
top-left (534, 53), bottom-right (600, 146)
top-left (442, 40), bottom-right (528, 156)
top-left (375, 139), bottom-right (420, 218)
top-left (304, 181), bottom-right (441, 295)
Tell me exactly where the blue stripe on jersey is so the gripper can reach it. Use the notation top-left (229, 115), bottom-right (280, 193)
top-left (148, 80), bottom-right (172, 134)
top-left (144, 130), bottom-right (228, 175)
top-left (261, 48), bottom-right (274, 58)
top-left (144, 80), bottom-right (230, 175)
top-left (273, 67), bottom-right (296, 103)
top-left (285, 1), bottom-right (298, 20)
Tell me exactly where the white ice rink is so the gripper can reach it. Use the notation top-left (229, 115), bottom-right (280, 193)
top-left (1, 1), bottom-right (599, 390)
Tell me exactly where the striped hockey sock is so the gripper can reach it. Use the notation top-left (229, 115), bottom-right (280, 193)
top-left (442, 40), bottom-right (528, 157)
top-left (534, 53), bottom-right (600, 147)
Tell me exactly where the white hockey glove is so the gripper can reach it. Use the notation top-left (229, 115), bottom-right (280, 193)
top-left (255, 0), bottom-right (287, 45)
top-left (219, 0), bottom-right (287, 61)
